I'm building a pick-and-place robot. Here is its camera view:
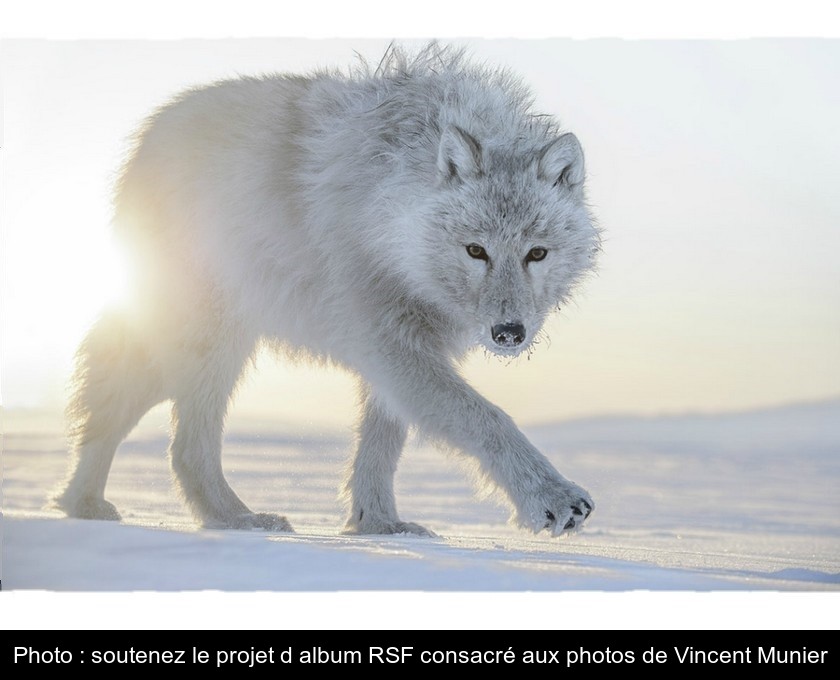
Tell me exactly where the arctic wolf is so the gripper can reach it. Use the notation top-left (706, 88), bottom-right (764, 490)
top-left (56, 43), bottom-right (600, 536)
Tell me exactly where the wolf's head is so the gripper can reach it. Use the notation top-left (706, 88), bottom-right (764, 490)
top-left (408, 125), bottom-right (599, 357)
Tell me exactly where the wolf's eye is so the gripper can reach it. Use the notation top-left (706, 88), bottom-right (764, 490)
top-left (525, 247), bottom-right (548, 263)
top-left (466, 244), bottom-right (489, 261)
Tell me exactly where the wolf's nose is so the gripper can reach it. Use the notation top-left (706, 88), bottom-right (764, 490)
top-left (491, 322), bottom-right (526, 347)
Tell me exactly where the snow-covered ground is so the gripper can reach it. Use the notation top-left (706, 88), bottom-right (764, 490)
top-left (3, 399), bottom-right (838, 628)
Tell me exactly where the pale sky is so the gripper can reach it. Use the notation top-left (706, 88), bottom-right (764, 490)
top-left (2, 38), bottom-right (839, 428)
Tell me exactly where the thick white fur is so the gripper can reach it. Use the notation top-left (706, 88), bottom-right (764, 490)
top-left (56, 43), bottom-right (600, 536)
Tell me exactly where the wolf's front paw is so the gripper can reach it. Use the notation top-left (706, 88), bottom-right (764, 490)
top-left (519, 479), bottom-right (594, 536)
top-left (344, 515), bottom-right (437, 537)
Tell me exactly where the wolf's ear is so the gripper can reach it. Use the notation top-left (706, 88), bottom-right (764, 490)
top-left (437, 125), bottom-right (483, 182)
top-left (537, 133), bottom-right (585, 189)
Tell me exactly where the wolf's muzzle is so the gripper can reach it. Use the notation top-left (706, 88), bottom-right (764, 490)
top-left (491, 322), bottom-right (526, 347)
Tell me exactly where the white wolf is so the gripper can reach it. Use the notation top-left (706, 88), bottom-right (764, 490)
top-left (56, 43), bottom-right (600, 536)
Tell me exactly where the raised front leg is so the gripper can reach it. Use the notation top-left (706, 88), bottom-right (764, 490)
top-left (343, 390), bottom-right (434, 536)
top-left (365, 345), bottom-right (594, 536)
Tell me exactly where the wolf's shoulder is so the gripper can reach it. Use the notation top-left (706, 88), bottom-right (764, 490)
top-left (303, 42), bottom-right (553, 148)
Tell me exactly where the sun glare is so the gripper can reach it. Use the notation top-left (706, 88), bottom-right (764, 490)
top-left (3, 178), bottom-right (131, 405)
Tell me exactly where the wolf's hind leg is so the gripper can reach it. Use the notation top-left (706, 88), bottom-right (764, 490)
top-left (343, 390), bottom-right (434, 536)
top-left (55, 311), bottom-right (165, 520)
top-left (168, 333), bottom-right (292, 531)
